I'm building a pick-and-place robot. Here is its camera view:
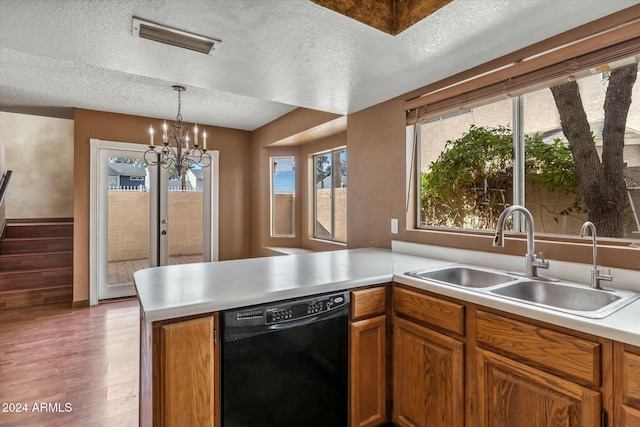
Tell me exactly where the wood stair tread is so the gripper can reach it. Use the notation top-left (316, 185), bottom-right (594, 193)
top-left (4, 223), bottom-right (73, 239)
top-left (0, 267), bottom-right (73, 291)
top-left (0, 237), bottom-right (73, 255)
top-left (0, 251), bottom-right (72, 272)
top-left (2, 236), bottom-right (72, 241)
top-left (0, 250), bottom-right (73, 258)
top-left (0, 266), bottom-right (73, 274)
top-left (7, 221), bottom-right (72, 226)
top-left (0, 283), bottom-right (72, 292)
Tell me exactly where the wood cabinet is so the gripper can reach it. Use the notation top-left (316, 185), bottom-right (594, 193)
top-left (392, 284), bottom-right (617, 427)
top-left (393, 286), bottom-right (465, 427)
top-left (615, 342), bottom-right (640, 427)
top-left (471, 309), bottom-right (608, 427)
top-left (350, 285), bottom-right (390, 427)
top-left (141, 313), bottom-right (219, 427)
top-left (393, 316), bottom-right (464, 427)
top-left (475, 347), bottom-right (600, 427)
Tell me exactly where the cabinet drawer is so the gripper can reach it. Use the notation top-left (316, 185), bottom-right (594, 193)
top-left (475, 310), bottom-right (601, 386)
top-left (351, 286), bottom-right (387, 320)
top-left (393, 287), bottom-right (464, 336)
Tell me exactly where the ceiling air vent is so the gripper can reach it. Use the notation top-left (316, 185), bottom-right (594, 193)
top-left (132, 17), bottom-right (221, 55)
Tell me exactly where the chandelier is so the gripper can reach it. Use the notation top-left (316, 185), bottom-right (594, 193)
top-left (145, 85), bottom-right (211, 177)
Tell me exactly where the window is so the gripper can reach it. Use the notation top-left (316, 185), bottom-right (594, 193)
top-left (270, 157), bottom-right (295, 237)
top-left (313, 148), bottom-right (347, 242)
top-left (418, 98), bottom-right (514, 230)
top-left (416, 65), bottom-right (640, 240)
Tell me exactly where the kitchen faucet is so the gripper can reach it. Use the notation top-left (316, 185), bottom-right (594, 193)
top-left (579, 221), bottom-right (612, 289)
top-left (493, 205), bottom-right (549, 278)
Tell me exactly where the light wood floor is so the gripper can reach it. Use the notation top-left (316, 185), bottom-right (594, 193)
top-left (0, 299), bottom-right (139, 427)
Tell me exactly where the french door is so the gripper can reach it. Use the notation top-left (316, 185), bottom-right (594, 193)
top-left (89, 139), bottom-right (219, 305)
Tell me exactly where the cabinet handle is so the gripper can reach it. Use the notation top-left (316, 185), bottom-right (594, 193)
top-left (601, 409), bottom-right (608, 427)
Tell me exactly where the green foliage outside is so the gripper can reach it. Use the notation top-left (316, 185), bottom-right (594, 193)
top-left (420, 125), bottom-right (582, 229)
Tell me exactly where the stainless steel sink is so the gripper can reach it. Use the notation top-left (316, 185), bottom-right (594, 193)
top-left (491, 280), bottom-right (639, 318)
top-left (405, 264), bottom-right (639, 318)
top-left (407, 266), bottom-right (518, 288)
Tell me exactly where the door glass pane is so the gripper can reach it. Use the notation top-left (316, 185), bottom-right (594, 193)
top-left (167, 164), bottom-right (203, 265)
top-left (107, 156), bottom-right (150, 286)
top-left (271, 157), bottom-right (295, 237)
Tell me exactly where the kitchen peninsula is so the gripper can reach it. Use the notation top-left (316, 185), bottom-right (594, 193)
top-left (135, 248), bottom-right (400, 427)
top-left (135, 246), bottom-right (640, 427)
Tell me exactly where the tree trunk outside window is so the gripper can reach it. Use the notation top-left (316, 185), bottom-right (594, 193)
top-left (550, 63), bottom-right (637, 238)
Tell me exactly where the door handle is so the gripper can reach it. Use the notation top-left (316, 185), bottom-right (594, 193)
top-left (161, 219), bottom-right (168, 224)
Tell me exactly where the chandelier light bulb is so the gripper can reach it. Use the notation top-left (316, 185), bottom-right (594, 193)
top-left (163, 121), bottom-right (168, 143)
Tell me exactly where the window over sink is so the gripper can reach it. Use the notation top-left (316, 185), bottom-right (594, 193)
top-left (415, 63), bottom-right (640, 241)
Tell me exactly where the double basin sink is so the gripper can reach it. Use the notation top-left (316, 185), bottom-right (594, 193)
top-left (405, 265), bottom-right (639, 318)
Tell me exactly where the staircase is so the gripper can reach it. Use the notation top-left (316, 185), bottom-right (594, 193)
top-left (0, 221), bottom-right (73, 309)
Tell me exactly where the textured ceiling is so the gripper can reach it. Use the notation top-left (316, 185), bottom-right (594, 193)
top-left (0, 0), bottom-right (637, 131)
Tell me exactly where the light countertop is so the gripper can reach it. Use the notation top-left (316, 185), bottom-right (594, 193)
top-left (134, 246), bottom-right (640, 346)
top-left (134, 248), bottom-right (394, 322)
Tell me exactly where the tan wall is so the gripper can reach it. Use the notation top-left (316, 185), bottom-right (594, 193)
top-left (107, 191), bottom-right (203, 261)
top-left (347, 96), bottom-right (407, 249)
top-left (74, 109), bottom-right (252, 303)
top-left (0, 112), bottom-right (74, 219)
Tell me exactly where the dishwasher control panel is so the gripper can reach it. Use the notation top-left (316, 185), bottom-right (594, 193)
top-left (265, 292), bottom-right (348, 325)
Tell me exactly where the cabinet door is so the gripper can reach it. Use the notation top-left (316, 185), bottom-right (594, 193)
top-left (350, 315), bottom-right (388, 427)
top-left (393, 316), bottom-right (464, 427)
top-left (475, 347), bottom-right (600, 427)
top-left (159, 315), bottom-right (218, 427)
top-left (614, 342), bottom-right (640, 427)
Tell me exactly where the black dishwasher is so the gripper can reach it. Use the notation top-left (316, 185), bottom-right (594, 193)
top-left (221, 290), bottom-right (350, 427)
